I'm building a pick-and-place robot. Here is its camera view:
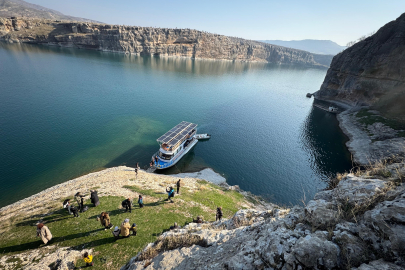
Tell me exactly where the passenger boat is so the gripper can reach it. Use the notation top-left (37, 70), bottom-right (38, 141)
top-left (313, 104), bottom-right (340, 114)
top-left (152, 121), bottom-right (198, 170)
top-left (195, 134), bottom-right (211, 140)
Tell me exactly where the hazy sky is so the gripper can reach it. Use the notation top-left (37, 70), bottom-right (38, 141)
top-left (27, 0), bottom-right (405, 46)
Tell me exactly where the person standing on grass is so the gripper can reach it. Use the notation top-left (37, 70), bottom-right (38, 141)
top-left (90, 190), bottom-right (99, 207)
top-left (122, 198), bottom-right (132, 213)
top-left (176, 179), bottom-right (181, 194)
top-left (138, 195), bottom-right (144, 208)
top-left (83, 252), bottom-right (94, 267)
top-left (216, 207), bottom-right (223, 221)
top-left (120, 218), bottom-right (131, 238)
top-left (166, 186), bottom-right (175, 203)
top-left (36, 223), bottom-right (52, 245)
top-left (75, 192), bottom-right (85, 212)
top-left (134, 167), bottom-right (138, 177)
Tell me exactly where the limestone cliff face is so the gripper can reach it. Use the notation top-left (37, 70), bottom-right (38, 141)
top-left (316, 13), bottom-right (405, 107)
top-left (0, 17), bottom-right (332, 67)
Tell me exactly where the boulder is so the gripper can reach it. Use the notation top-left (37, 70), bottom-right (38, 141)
top-left (291, 235), bottom-right (341, 269)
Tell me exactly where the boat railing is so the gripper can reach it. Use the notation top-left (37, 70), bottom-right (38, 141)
top-left (155, 139), bottom-right (196, 169)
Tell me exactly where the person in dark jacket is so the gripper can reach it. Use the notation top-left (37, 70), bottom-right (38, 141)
top-left (90, 190), bottom-right (100, 207)
top-left (176, 179), bottom-right (181, 194)
top-left (71, 204), bottom-right (79, 217)
top-left (166, 187), bottom-right (175, 203)
top-left (138, 195), bottom-right (144, 208)
top-left (216, 207), bottom-right (223, 221)
top-left (122, 198), bottom-right (132, 213)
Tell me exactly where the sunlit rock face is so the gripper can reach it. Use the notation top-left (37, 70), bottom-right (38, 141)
top-left (0, 17), bottom-right (332, 67)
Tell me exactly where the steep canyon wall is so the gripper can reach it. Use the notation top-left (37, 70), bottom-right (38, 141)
top-left (0, 17), bottom-right (332, 67)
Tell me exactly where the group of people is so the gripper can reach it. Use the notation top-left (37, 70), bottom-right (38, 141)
top-left (112, 218), bottom-right (137, 239)
top-left (37, 170), bottom-right (225, 267)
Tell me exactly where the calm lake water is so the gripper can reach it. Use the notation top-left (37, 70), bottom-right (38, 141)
top-left (0, 42), bottom-right (352, 207)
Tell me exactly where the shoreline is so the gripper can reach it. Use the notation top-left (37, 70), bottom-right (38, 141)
top-left (314, 98), bottom-right (405, 165)
top-left (0, 166), bottom-right (252, 223)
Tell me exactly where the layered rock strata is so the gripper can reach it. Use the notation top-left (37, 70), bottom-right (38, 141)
top-left (0, 17), bottom-right (332, 67)
top-left (122, 168), bottom-right (405, 270)
top-left (316, 12), bottom-right (405, 107)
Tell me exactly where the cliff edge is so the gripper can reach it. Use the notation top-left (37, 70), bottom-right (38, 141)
top-left (122, 164), bottom-right (405, 270)
top-left (316, 12), bottom-right (405, 117)
top-left (0, 17), bottom-right (332, 67)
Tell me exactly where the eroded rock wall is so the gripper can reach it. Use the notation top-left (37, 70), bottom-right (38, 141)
top-left (315, 12), bottom-right (405, 107)
top-left (0, 17), bottom-right (332, 67)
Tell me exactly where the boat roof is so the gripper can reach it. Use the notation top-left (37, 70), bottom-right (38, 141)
top-left (157, 121), bottom-right (197, 147)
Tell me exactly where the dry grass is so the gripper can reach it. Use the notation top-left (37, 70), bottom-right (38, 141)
top-left (136, 234), bottom-right (207, 261)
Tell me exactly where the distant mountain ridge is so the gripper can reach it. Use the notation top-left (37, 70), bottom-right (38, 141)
top-left (0, 0), bottom-right (100, 22)
top-left (259, 39), bottom-right (346, 55)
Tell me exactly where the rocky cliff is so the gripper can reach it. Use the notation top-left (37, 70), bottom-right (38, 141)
top-left (316, 12), bottom-right (405, 111)
top-left (0, 17), bottom-right (332, 67)
top-left (122, 164), bottom-right (405, 270)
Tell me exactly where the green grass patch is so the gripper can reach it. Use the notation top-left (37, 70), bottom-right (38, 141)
top-left (0, 183), bottom-right (251, 269)
top-left (356, 109), bottom-right (405, 137)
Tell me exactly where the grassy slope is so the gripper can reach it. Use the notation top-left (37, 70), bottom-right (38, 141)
top-left (0, 180), bottom-right (247, 269)
top-left (356, 108), bottom-right (405, 137)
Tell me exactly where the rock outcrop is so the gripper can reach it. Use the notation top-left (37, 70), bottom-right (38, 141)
top-left (315, 12), bottom-right (405, 110)
top-left (122, 170), bottom-right (405, 270)
top-left (0, 17), bottom-right (332, 67)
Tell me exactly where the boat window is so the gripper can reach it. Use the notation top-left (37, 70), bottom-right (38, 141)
top-left (159, 151), bottom-right (172, 160)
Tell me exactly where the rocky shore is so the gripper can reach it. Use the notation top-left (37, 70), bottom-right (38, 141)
top-left (336, 108), bottom-right (405, 165)
top-left (122, 166), bottom-right (405, 270)
top-left (0, 17), bottom-right (332, 67)
top-left (1, 163), bottom-right (404, 270)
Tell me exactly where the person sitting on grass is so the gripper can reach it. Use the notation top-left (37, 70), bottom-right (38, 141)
top-left (83, 252), bottom-right (93, 267)
top-left (193, 216), bottom-right (203, 223)
top-left (130, 223), bottom-right (137, 236)
top-left (120, 218), bottom-right (131, 238)
top-left (138, 195), bottom-right (144, 208)
top-left (112, 226), bottom-right (120, 240)
top-left (36, 223), bottom-right (52, 245)
top-left (98, 212), bottom-right (112, 230)
top-left (169, 222), bottom-right (180, 230)
top-left (166, 186), bottom-right (175, 203)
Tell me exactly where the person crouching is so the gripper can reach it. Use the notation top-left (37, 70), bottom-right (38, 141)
top-left (83, 252), bottom-right (94, 267)
top-left (36, 223), bottom-right (52, 245)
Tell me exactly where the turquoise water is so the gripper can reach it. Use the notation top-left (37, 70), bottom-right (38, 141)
top-left (0, 43), bottom-right (352, 207)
